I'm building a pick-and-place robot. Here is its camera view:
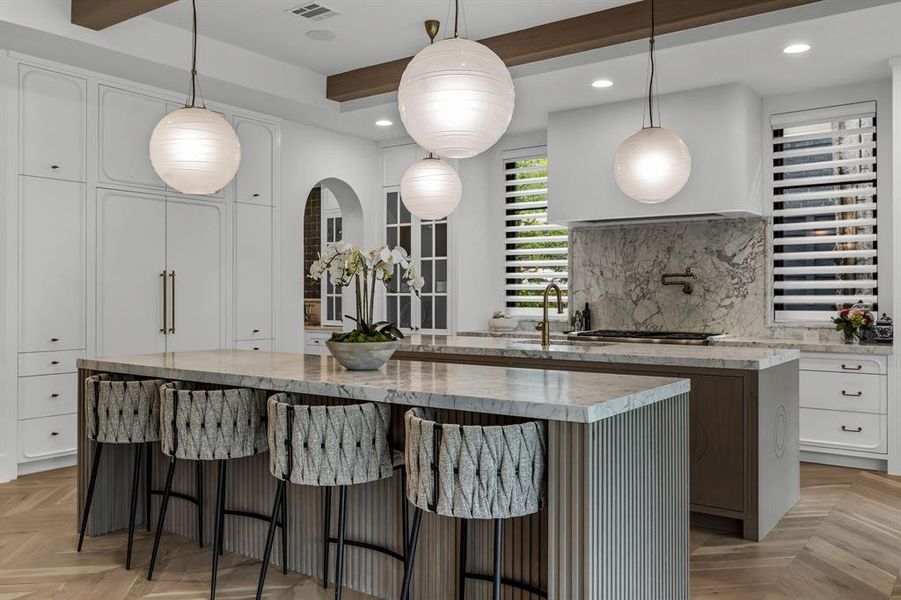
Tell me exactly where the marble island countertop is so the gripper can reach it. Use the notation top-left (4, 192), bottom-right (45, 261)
top-left (77, 349), bottom-right (689, 423)
top-left (398, 335), bottom-right (799, 370)
top-left (709, 335), bottom-right (893, 356)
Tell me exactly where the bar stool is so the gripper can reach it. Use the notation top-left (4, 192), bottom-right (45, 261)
top-left (78, 374), bottom-right (172, 569)
top-left (400, 408), bottom-right (547, 600)
top-left (256, 394), bottom-right (406, 600)
top-left (148, 382), bottom-right (273, 600)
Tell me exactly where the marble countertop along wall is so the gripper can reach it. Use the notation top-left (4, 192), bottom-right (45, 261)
top-left (399, 335), bottom-right (799, 370)
top-left (77, 350), bottom-right (689, 424)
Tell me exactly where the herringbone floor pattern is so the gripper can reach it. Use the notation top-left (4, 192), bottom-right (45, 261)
top-left (0, 463), bottom-right (899, 599)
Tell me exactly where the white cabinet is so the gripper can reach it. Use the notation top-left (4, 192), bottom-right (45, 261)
top-left (97, 190), bottom-right (225, 355)
top-left (304, 330), bottom-right (332, 355)
top-left (799, 353), bottom-right (888, 460)
top-left (165, 198), bottom-right (225, 352)
top-left (234, 339), bottom-right (274, 351)
top-left (234, 117), bottom-right (274, 205)
top-left (18, 415), bottom-right (77, 463)
top-left (19, 65), bottom-right (86, 182)
top-left (19, 177), bottom-right (86, 352)
top-left (97, 190), bottom-right (167, 356)
top-left (18, 373), bottom-right (78, 420)
top-left (235, 203), bottom-right (273, 340)
top-left (99, 85), bottom-right (167, 190)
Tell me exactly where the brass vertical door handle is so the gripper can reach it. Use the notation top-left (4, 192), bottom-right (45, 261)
top-left (160, 272), bottom-right (167, 333)
top-left (169, 271), bottom-right (176, 334)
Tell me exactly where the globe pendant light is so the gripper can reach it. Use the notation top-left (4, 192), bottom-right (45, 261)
top-left (149, 0), bottom-right (241, 195)
top-left (398, 4), bottom-right (515, 159)
top-left (613, 0), bottom-right (691, 204)
top-left (400, 154), bottom-right (462, 221)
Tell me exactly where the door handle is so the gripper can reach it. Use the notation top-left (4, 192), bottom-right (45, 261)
top-left (160, 271), bottom-right (167, 333)
top-left (841, 425), bottom-right (863, 433)
top-left (169, 271), bottom-right (176, 334)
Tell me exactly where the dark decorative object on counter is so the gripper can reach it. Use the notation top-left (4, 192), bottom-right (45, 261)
top-left (874, 313), bottom-right (893, 344)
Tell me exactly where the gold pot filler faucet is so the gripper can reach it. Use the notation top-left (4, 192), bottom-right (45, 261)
top-left (536, 282), bottom-right (564, 349)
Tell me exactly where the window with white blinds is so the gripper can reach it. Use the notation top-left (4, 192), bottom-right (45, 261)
top-left (504, 150), bottom-right (568, 313)
top-left (771, 102), bottom-right (878, 323)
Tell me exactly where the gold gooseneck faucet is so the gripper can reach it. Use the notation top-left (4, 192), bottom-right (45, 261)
top-left (536, 282), bottom-right (564, 348)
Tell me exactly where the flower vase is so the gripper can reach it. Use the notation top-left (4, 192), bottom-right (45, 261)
top-left (841, 332), bottom-right (860, 345)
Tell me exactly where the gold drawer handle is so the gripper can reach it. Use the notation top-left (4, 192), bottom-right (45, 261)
top-left (841, 425), bottom-right (863, 433)
top-left (841, 390), bottom-right (863, 397)
top-left (841, 364), bottom-right (863, 371)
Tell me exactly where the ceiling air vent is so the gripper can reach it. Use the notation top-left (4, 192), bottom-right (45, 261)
top-left (287, 3), bottom-right (340, 21)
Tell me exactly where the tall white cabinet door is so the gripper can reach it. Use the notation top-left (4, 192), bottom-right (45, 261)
top-left (165, 199), bottom-right (225, 352)
top-left (234, 117), bottom-right (274, 205)
top-left (19, 177), bottom-right (86, 352)
top-left (235, 203), bottom-right (272, 340)
top-left (98, 86), bottom-right (167, 190)
top-left (19, 66), bottom-right (86, 182)
top-left (97, 190), bottom-right (167, 356)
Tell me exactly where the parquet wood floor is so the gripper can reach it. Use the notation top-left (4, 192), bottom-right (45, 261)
top-left (1, 463), bottom-right (899, 599)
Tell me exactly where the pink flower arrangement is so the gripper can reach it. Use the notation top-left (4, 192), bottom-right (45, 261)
top-left (832, 305), bottom-right (874, 342)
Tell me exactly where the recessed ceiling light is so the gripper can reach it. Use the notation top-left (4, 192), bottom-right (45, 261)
top-left (783, 43), bottom-right (811, 54)
top-left (591, 79), bottom-right (614, 89)
top-left (305, 29), bottom-right (336, 41)
top-left (375, 119), bottom-right (393, 127)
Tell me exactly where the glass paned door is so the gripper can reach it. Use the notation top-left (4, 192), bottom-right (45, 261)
top-left (322, 212), bottom-right (343, 325)
top-left (383, 187), bottom-right (450, 333)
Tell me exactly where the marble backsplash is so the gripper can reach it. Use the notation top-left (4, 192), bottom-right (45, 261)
top-left (569, 218), bottom-right (772, 337)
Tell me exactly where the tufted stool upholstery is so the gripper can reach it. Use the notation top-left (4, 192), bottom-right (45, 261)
top-left (400, 408), bottom-right (547, 600)
top-left (77, 374), bottom-right (166, 569)
top-left (148, 382), bottom-right (270, 600)
top-left (256, 394), bottom-right (404, 600)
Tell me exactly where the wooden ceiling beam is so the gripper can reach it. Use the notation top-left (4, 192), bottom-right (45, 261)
top-left (71, 0), bottom-right (179, 31)
top-left (326, 0), bottom-right (820, 103)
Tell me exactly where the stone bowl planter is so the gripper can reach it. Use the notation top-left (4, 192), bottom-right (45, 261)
top-left (326, 340), bottom-right (398, 371)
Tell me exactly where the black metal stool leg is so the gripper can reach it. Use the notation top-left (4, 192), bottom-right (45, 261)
top-left (256, 479), bottom-right (286, 600)
top-left (458, 519), bottom-right (468, 600)
top-left (322, 486), bottom-right (332, 588)
top-left (147, 456), bottom-right (177, 580)
top-left (400, 468), bottom-right (409, 560)
top-left (280, 482), bottom-right (288, 575)
top-left (125, 443), bottom-right (143, 569)
top-left (492, 519), bottom-right (503, 600)
top-left (334, 486), bottom-right (348, 600)
top-left (77, 441), bottom-right (103, 552)
top-left (210, 460), bottom-right (226, 600)
top-left (400, 507), bottom-right (423, 600)
top-left (217, 461), bottom-right (227, 556)
top-left (144, 442), bottom-right (152, 532)
top-left (197, 461), bottom-right (205, 548)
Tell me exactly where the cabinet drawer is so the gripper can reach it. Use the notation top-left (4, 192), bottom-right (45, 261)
top-left (799, 371), bottom-right (886, 414)
top-left (18, 414), bottom-right (77, 463)
top-left (234, 339), bottom-right (273, 352)
top-left (800, 408), bottom-right (886, 454)
top-left (799, 354), bottom-right (886, 375)
top-left (18, 374), bottom-right (78, 420)
top-left (18, 350), bottom-right (84, 376)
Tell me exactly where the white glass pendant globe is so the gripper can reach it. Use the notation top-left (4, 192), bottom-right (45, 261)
top-left (149, 107), bottom-right (241, 195)
top-left (398, 37), bottom-right (515, 159)
top-left (614, 126), bottom-right (691, 204)
top-left (400, 157), bottom-right (462, 221)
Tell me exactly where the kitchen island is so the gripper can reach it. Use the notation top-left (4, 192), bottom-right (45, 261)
top-left (396, 335), bottom-right (801, 541)
top-left (77, 350), bottom-right (690, 600)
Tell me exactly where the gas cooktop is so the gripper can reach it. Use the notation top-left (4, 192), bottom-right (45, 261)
top-left (569, 330), bottom-right (720, 345)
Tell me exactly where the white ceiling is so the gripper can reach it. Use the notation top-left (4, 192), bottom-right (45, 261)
top-left (332, 1), bottom-right (901, 140)
top-left (146, 0), bottom-right (636, 75)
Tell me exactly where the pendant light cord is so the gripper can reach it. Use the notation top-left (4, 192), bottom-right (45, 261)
top-left (647, 0), bottom-right (657, 127)
top-left (188, 0), bottom-right (199, 108)
top-left (453, 0), bottom-right (459, 38)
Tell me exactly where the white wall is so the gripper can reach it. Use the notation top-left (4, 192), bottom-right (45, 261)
top-left (453, 130), bottom-right (547, 332)
top-left (279, 121), bottom-right (381, 351)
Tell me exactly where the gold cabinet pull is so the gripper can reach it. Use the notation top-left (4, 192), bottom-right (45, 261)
top-left (160, 272), bottom-right (167, 333)
top-left (841, 425), bottom-right (863, 433)
top-left (169, 271), bottom-right (176, 334)
top-left (841, 390), bottom-right (863, 397)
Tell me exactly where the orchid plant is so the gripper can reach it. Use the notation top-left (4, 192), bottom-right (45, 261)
top-left (309, 243), bottom-right (424, 342)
